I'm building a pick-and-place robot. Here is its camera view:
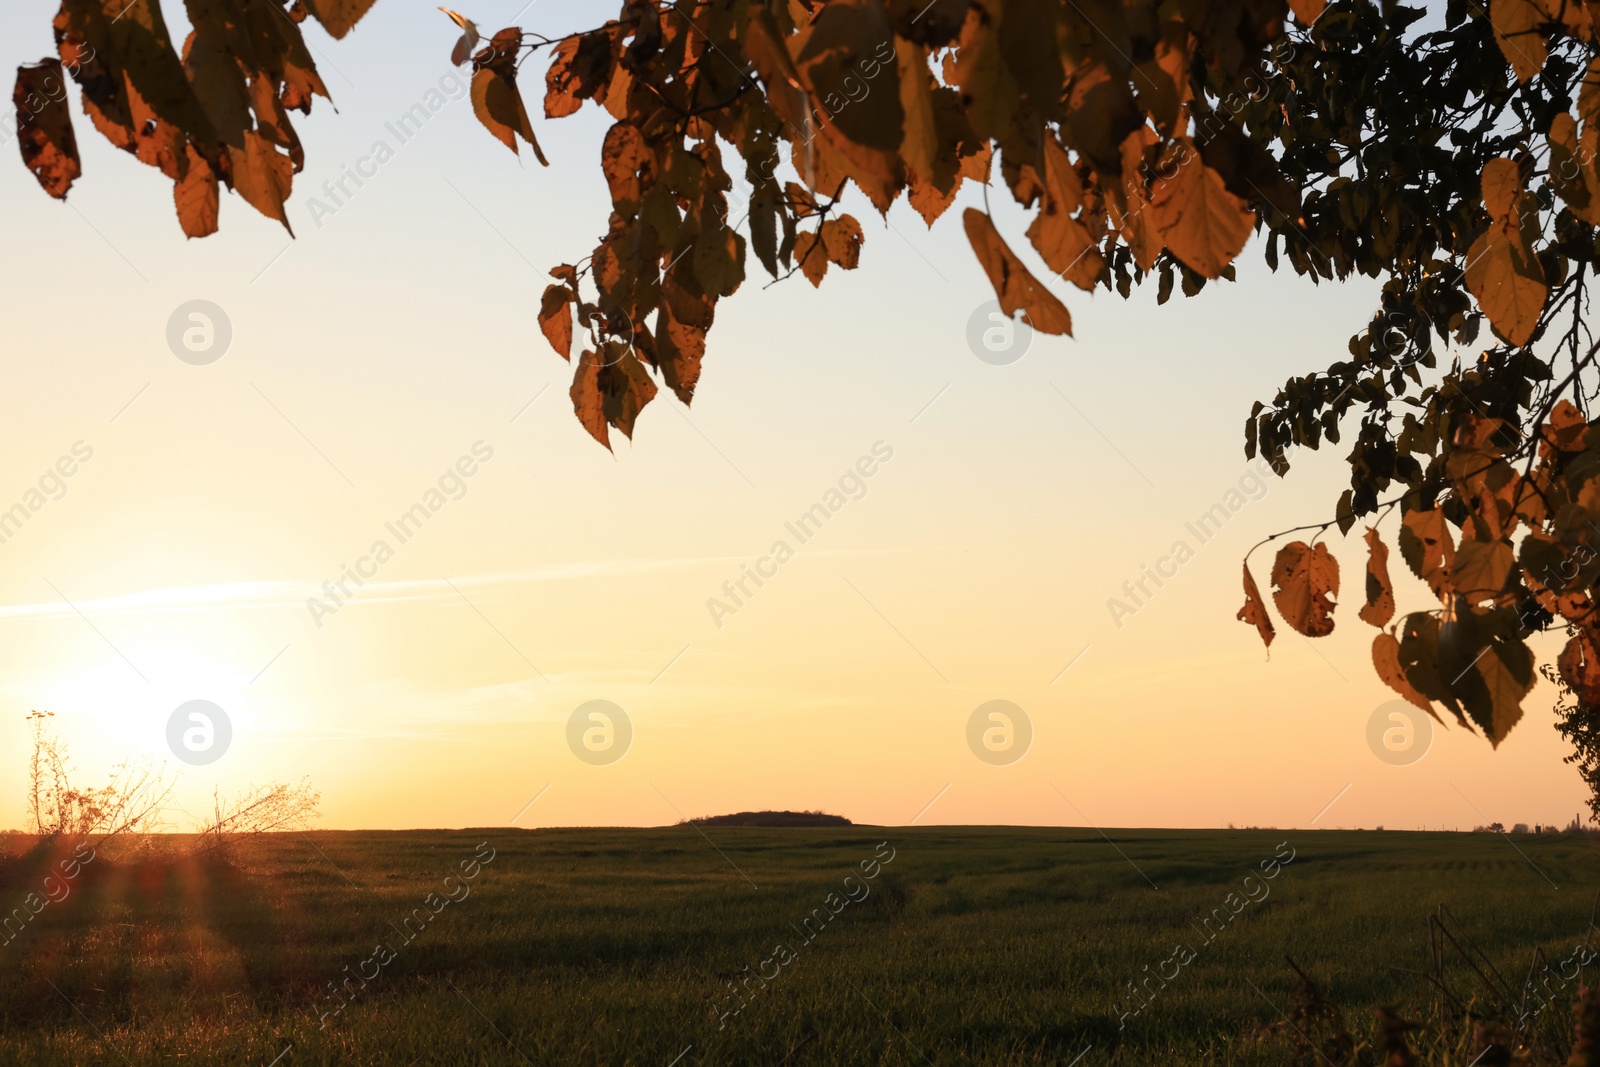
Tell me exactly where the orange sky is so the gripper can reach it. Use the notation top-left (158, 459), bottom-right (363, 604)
top-left (0, 0), bottom-right (1586, 832)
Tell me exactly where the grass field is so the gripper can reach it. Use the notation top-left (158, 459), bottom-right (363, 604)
top-left (0, 826), bottom-right (1596, 1065)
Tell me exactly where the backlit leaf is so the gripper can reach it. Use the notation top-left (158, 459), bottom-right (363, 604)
top-left (1270, 541), bottom-right (1339, 637)
top-left (1237, 561), bottom-right (1275, 649)
top-left (1372, 632), bottom-right (1434, 716)
top-left (539, 285), bottom-right (574, 360)
top-left (1399, 508), bottom-right (1456, 598)
top-left (963, 208), bottom-right (1073, 336)
top-left (1359, 527), bottom-right (1395, 628)
top-left (1148, 144), bottom-right (1257, 279)
top-left (14, 60), bottom-right (81, 198)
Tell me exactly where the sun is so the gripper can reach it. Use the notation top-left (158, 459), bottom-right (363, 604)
top-left (32, 616), bottom-right (255, 764)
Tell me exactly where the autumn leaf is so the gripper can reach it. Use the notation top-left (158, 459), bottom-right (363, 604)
top-left (1541, 397), bottom-right (1590, 454)
top-left (570, 348), bottom-right (609, 450)
top-left (544, 32), bottom-right (611, 119)
top-left (304, 0), bottom-right (381, 39)
top-left (820, 215), bottom-right (863, 269)
top-left (948, 0), bottom-right (1019, 145)
top-left (14, 59), bottom-right (81, 198)
top-left (1451, 538), bottom-right (1515, 602)
top-left (1372, 632), bottom-right (1434, 717)
top-left (597, 345), bottom-right (658, 441)
top-left (1480, 157), bottom-right (1523, 220)
top-left (1359, 527), bottom-right (1395, 628)
top-left (1286, 0), bottom-right (1326, 25)
top-left (1026, 133), bottom-right (1102, 291)
top-left (471, 62), bottom-right (547, 165)
top-left (1399, 508), bottom-right (1456, 597)
top-left (793, 231), bottom-right (828, 287)
top-left (228, 130), bottom-right (295, 234)
top-left (1458, 633), bottom-right (1534, 747)
top-left (439, 7), bottom-right (480, 66)
top-left (174, 144), bottom-right (218, 238)
top-left (895, 38), bottom-right (938, 186)
top-left (539, 285), bottom-right (574, 360)
top-left (1559, 631), bottom-right (1600, 710)
top-left (963, 208), bottom-right (1073, 336)
top-left (1397, 612), bottom-right (1468, 726)
top-left (1148, 143), bottom-right (1256, 278)
top-left (1466, 158), bottom-right (1546, 347)
top-left (1237, 561), bottom-right (1275, 649)
top-left (1270, 541), bottom-right (1339, 637)
top-left (601, 122), bottom-right (653, 213)
top-left (1491, 0), bottom-right (1548, 83)
top-left (1547, 113), bottom-right (1600, 224)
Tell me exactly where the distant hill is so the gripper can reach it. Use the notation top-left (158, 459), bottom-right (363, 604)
top-left (682, 810), bottom-right (853, 828)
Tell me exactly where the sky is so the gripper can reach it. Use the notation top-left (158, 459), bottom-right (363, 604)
top-left (0, 0), bottom-right (1586, 832)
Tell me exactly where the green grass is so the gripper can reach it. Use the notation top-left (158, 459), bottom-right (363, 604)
top-left (0, 826), bottom-right (1595, 1065)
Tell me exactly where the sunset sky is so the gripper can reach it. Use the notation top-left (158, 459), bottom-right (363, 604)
top-left (0, 0), bottom-right (1584, 832)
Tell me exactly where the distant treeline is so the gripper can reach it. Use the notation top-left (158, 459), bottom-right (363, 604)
top-left (683, 811), bottom-right (852, 828)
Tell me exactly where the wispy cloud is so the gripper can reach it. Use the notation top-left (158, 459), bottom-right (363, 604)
top-left (0, 558), bottom-right (756, 622)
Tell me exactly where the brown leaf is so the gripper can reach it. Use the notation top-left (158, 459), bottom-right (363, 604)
top-left (14, 59), bottom-right (81, 198)
top-left (1463, 638), bottom-right (1533, 747)
top-left (471, 68), bottom-right (547, 165)
top-left (539, 285), bottom-right (574, 360)
top-left (227, 130), bottom-right (294, 233)
top-left (570, 348), bottom-right (609, 450)
top-left (544, 32), bottom-right (610, 119)
top-left (1547, 113), bottom-right (1600, 224)
top-left (1480, 157), bottom-right (1523, 221)
top-left (1372, 632), bottom-right (1434, 716)
top-left (174, 143), bottom-right (218, 238)
top-left (601, 121), bottom-right (653, 214)
top-left (1397, 612), bottom-right (1468, 726)
top-left (1270, 541), bottom-right (1339, 637)
top-left (962, 208), bottom-right (1073, 336)
top-left (1491, 0), bottom-right (1548, 83)
top-left (1582, 55), bottom-right (1600, 128)
top-left (693, 220), bottom-right (746, 298)
top-left (1286, 0), bottom-right (1326, 24)
top-left (792, 0), bottom-right (904, 152)
top-left (1452, 539), bottom-right (1515, 602)
top-left (1061, 60), bottom-right (1142, 176)
top-left (948, 0), bottom-right (1019, 144)
top-left (1559, 631), bottom-right (1600, 710)
top-left (1359, 527), bottom-right (1396, 628)
top-left (1026, 135), bottom-right (1102, 291)
top-left (1464, 224), bottom-right (1546, 348)
top-left (895, 38), bottom-right (938, 185)
top-left (820, 214), bottom-right (863, 269)
top-left (655, 303), bottom-right (706, 405)
top-left (597, 347), bottom-right (658, 440)
top-left (1148, 143), bottom-right (1257, 278)
top-left (1237, 561), bottom-right (1275, 648)
top-left (301, 0), bottom-right (379, 39)
top-left (1399, 508), bottom-right (1456, 597)
top-left (793, 230), bottom-right (828, 287)
top-left (909, 169), bottom-right (960, 227)
top-left (182, 34), bottom-right (250, 150)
